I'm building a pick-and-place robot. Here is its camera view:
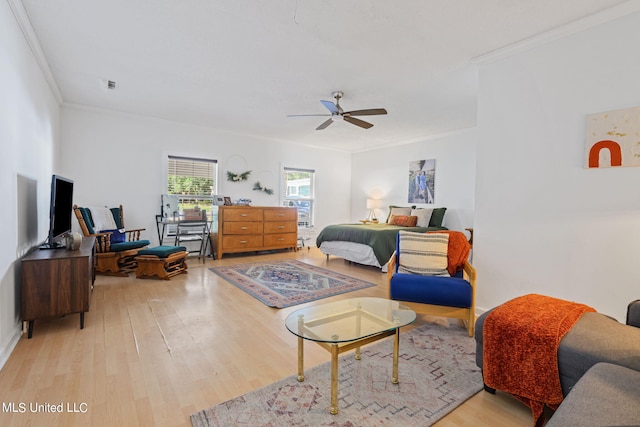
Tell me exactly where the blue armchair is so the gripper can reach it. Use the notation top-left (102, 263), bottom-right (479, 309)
top-left (386, 231), bottom-right (476, 336)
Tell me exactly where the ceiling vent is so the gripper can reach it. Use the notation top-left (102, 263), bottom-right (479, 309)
top-left (107, 80), bottom-right (117, 90)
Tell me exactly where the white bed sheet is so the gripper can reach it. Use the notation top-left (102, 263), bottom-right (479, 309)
top-left (318, 241), bottom-right (389, 272)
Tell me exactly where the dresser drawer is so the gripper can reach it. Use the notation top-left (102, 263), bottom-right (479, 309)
top-left (263, 221), bottom-right (297, 234)
top-left (263, 233), bottom-right (297, 247)
top-left (223, 222), bottom-right (263, 235)
top-left (222, 235), bottom-right (263, 249)
top-left (223, 208), bottom-right (264, 222)
top-left (264, 208), bottom-right (297, 222)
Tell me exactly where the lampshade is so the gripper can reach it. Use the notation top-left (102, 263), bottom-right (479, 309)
top-left (366, 198), bottom-right (376, 209)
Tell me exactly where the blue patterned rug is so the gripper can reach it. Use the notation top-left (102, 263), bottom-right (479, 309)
top-left (191, 322), bottom-right (483, 426)
top-left (209, 259), bottom-right (377, 308)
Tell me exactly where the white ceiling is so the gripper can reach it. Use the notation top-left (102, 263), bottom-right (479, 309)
top-left (18, 0), bottom-right (635, 152)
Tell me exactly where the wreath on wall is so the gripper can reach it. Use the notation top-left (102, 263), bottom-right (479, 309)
top-left (253, 181), bottom-right (274, 195)
top-left (227, 170), bottom-right (251, 182)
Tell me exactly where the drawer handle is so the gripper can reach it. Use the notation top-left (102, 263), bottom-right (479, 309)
top-left (277, 213), bottom-right (284, 216)
top-left (241, 227), bottom-right (248, 230)
top-left (240, 214), bottom-right (248, 217)
top-left (240, 240), bottom-right (248, 244)
top-left (277, 226), bottom-right (284, 229)
top-left (277, 238), bottom-right (284, 241)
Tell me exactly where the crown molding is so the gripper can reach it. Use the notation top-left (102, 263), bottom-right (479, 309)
top-left (7, 0), bottom-right (63, 104)
top-left (473, 0), bottom-right (640, 65)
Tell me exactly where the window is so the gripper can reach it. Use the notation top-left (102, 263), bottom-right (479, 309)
top-left (281, 167), bottom-right (315, 227)
top-left (167, 155), bottom-right (218, 217)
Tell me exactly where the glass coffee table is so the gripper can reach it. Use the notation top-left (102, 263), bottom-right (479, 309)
top-left (285, 297), bottom-right (416, 414)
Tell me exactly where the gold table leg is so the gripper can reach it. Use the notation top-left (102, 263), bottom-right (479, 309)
top-left (392, 328), bottom-right (399, 384)
top-left (297, 336), bottom-right (305, 382)
top-left (330, 344), bottom-right (339, 415)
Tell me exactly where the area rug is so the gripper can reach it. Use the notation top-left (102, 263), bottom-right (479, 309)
top-left (209, 259), bottom-right (377, 308)
top-left (191, 322), bottom-right (483, 427)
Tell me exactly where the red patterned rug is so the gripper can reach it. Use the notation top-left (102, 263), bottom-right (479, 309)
top-left (209, 259), bottom-right (377, 308)
top-left (191, 322), bottom-right (482, 426)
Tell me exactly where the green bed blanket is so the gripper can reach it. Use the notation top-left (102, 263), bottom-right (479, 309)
top-left (316, 223), bottom-right (447, 266)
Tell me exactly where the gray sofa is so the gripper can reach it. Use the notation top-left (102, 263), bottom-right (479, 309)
top-left (474, 299), bottom-right (640, 425)
top-left (546, 362), bottom-right (640, 426)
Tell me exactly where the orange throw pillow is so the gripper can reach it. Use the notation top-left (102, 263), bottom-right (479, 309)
top-left (388, 215), bottom-right (418, 227)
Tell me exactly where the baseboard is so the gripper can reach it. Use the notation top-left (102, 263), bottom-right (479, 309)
top-left (0, 323), bottom-right (23, 371)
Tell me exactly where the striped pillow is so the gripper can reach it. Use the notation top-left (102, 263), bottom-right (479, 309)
top-left (398, 231), bottom-right (450, 276)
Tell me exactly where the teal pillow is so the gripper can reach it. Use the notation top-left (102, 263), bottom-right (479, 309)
top-left (110, 207), bottom-right (123, 229)
top-left (79, 208), bottom-right (95, 235)
top-left (428, 207), bottom-right (447, 227)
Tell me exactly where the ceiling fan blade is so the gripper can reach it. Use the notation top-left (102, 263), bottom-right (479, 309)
top-left (344, 116), bottom-right (373, 129)
top-left (316, 118), bottom-right (334, 130)
top-left (320, 100), bottom-right (339, 114)
top-left (287, 114), bottom-right (331, 117)
top-left (345, 108), bottom-right (388, 116)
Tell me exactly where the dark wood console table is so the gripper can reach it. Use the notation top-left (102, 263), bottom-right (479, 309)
top-left (21, 236), bottom-right (95, 338)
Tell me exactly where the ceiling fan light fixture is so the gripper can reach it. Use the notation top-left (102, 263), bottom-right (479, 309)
top-left (289, 91), bottom-right (387, 131)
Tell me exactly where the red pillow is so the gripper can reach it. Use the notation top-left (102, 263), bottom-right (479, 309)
top-left (388, 215), bottom-right (418, 227)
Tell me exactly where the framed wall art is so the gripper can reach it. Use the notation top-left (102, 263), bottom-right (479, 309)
top-left (408, 159), bottom-right (435, 204)
top-left (585, 106), bottom-right (640, 168)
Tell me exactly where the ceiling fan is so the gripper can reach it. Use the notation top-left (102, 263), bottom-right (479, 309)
top-left (288, 91), bottom-right (387, 130)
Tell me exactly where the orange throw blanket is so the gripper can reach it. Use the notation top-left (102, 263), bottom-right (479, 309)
top-left (428, 230), bottom-right (470, 275)
top-left (483, 294), bottom-right (595, 427)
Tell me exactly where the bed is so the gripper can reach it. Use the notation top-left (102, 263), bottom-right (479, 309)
top-left (316, 207), bottom-right (447, 271)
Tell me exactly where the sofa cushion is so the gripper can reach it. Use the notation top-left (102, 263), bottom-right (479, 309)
top-left (78, 208), bottom-right (95, 235)
top-left (546, 363), bottom-right (640, 427)
top-left (558, 311), bottom-right (640, 394)
top-left (110, 207), bottom-right (124, 229)
top-left (138, 246), bottom-right (187, 258)
top-left (397, 231), bottom-right (449, 276)
top-left (110, 240), bottom-right (150, 252)
top-left (390, 273), bottom-right (471, 308)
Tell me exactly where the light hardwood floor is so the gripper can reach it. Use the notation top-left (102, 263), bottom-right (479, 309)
top-left (0, 248), bottom-right (533, 426)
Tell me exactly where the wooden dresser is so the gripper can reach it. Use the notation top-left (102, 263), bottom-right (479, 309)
top-left (217, 206), bottom-right (298, 258)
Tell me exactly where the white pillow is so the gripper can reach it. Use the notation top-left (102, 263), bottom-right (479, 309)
top-left (397, 231), bottom-right (449, 276)
top-left (411, 208), bottom-right (433, 227)
top-left (88, 206), bottom-right (118, 231)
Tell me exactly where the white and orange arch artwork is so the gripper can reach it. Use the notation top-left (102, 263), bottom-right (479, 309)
top-left (585, 106), bottom-right (640, 168)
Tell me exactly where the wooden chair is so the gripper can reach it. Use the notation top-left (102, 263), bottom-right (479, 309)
top-left (386, 231), bottom-right (476, 336)
top-left (73, 205), bottom-right (150, 276)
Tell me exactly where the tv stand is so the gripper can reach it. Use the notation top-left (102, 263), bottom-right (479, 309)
top-left (21, 236), bottom-right (95, 338)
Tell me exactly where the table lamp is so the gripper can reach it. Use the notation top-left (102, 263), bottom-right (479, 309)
top-left (366, 199), bottom-right (379, 221)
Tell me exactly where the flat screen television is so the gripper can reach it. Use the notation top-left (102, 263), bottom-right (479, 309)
top-left (42, 174), bottom-right (74, 249)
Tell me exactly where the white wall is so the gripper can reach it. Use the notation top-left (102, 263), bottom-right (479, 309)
top-left (474, 11), bottom-right (640, 321)
top-left (0, 2), bottom-right (60, 367)
top-left (351, 129), bottom-right (476, 234)
top-left (59, 106), bottom-right (352, 242)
